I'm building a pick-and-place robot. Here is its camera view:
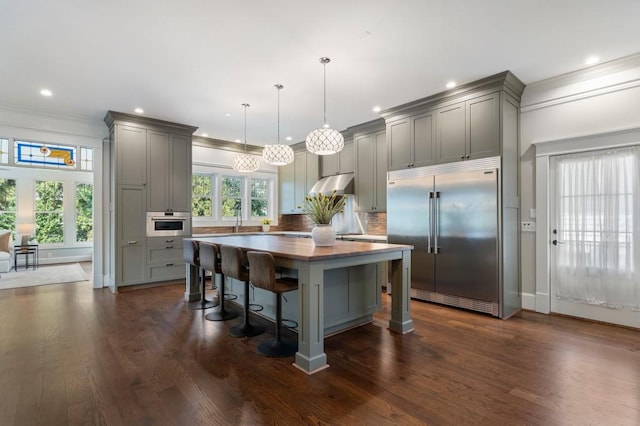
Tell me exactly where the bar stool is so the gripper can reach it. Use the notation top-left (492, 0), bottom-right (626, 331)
top-left (202, 242), bottom-right (239, 322)
top-left (246, 251), bottom-right (298, 357)
top-left (221, 245), bottom-right (265, 338)
top-left (183, 240), bottom-right (218, 310)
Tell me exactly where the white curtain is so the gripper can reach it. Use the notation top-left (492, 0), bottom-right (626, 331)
top-left (554, 145), bottom-right (640, 311)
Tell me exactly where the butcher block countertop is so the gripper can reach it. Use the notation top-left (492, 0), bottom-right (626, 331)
top-left (191, 234), bottom-right (409, 262)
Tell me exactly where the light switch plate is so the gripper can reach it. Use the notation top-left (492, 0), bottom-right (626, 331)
top-left (521, 221), bottom-right (536, 232)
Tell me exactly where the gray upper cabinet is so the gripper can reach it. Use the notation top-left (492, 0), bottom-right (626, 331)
top-left (147, 131), bottom-right (192, 212)
top-left (355, 129), bottom-right (387, 211)
top-left (117, 125), bottom-right (147, 185)
top-left (383, 72), bottom-right (522, 171)
top-left (279, 150), bottom-right (319, 214)
top-left (387, 110), bottom-right (435, 171)
top-left (321, 142), bottom-right (354, 176)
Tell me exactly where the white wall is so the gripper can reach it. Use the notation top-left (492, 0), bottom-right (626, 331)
top-left (0, 106), bottom-right (107, 287)
top-left (519, 53), bottom-right (640, 310)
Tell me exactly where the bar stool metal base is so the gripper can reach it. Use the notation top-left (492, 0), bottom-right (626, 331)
top-left (205, 309), bottom-right (238, 321)
top-left (228, 323), bottom-right (265, 338)
top-left (188, 298), bottom-right (218, 310)
top-left (257, 339), bottom-right (298, 358)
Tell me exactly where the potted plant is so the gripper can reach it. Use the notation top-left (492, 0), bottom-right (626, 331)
top-left (261, 218), bottom-right (272, 232)
top-left (299, 191), bottom-right (346, 246)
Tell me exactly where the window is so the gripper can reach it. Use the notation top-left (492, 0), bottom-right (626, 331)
top-left (0, 139), bottom-right (8, 164)
top-left (221, 176), bottom-right (242, 218)
top-left (0, 178), bottom-right (16, 234)
top-left (80, 147), bottom-right (93, 171)
top-left (250, 178), bottom-right (269, 218)
top-left (16, 141), bottom-right (77, 169)
top-left (35, 180), bottom-right (64, 243)
top-left (76, 183), bottom-right (93, 242)
top-left (192, 175), bottom-right (213, 217)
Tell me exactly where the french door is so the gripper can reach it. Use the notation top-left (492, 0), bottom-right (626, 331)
top-left (549, 146), bottom-right (640, 328)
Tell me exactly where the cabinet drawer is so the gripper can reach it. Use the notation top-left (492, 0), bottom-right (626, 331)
top-left (148, 263), bottom-right (185, 281)
top-left (148, 245), bottom-right (183, 263)
top-left (147, 236), bottom-right (185, 248)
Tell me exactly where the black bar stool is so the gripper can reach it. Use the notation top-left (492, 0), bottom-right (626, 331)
top-left (221, 245), bottom-right (265, 338)
top-left (202, 242), bottom-right (239, 322)
top-left (183, 240), bottom-right (218, 310)
top-left (247, 251), bottom-right (298, 357)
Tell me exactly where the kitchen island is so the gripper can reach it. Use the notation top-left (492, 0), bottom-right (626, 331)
top-left (186, 234), bottom-right (413, 374)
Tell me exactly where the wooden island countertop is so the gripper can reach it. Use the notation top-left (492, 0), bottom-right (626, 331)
top-left (186, 234), bottom-right (414, 374)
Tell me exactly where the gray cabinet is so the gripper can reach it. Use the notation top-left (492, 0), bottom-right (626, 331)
top-left (147, 131), bottom-right (192, 212)
top-left (279, 150), bottom-right (319, 214)
top-left (321, 142), bottom-right (354, 176)
top-left (355, 129), bottom-right (387, 211)
top-left (436, 92), bottom-right (500, 163)
top-left (387, 111), bottom-right (436, 171)
top-left (105, 111), bottom-right (197, 290)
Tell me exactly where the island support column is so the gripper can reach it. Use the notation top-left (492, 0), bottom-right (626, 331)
top-left (389, 249), bottom-right (414, 334)
top-left (294, 262), bottom-right (329, 374)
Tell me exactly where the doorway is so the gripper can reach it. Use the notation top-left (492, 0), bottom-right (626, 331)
top-left (549, 146), bottom-right (640, 328)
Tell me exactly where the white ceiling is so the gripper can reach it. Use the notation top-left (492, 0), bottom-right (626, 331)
top-left (2, 0), bottom-right (640, 145)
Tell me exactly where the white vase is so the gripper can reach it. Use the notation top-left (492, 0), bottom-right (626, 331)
top-left (262, 224), bottom-right (270, 232)
top-left (311, 224), bottom-right (335, 246)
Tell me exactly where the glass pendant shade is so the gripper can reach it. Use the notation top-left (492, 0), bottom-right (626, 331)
top-left (263, 84), bottom-right (295, 165)
top-left (306, 57), bottom-right (343, 156)
top-left (233, 153), bottom-right (260, 172)
top-left (232, 103), bottom-right (260, 173)
top-left (305, 127), bottom-right (344, 156)
top-left (263, 144), bottom-right (294, 165)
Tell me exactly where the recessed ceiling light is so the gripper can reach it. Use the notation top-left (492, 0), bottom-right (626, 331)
top-left (134, 107), bottom-right (144, 114)
top-left (446, 81), bottom-right (456, 89)
top-left (225, 113), bottom-right (231, 117)
top-left (234, 139), bottom-right (241, 143)
top-left (585, 55), bottom-right (600, 66)
top-left (285, 136), bottom-right (292, 141)
top-left (40, 89), bottom-right (52, 97)
top-left (372, 106), bottom-right (382, 113)
top-left (202, 133), bottom-right (208, 137)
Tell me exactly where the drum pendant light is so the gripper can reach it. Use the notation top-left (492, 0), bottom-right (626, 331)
top-left (305, 57), bottom-right (344, 156)
top-left (262, 84), bottom-right (295, 165)
top-left (232, 103), bottom-right (260, 173)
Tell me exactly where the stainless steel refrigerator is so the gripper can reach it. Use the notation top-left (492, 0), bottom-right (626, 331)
top-left (387, 158), bottom-right (518, 318)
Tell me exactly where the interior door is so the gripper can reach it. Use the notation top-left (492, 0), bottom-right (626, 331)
top-left (549, 153), bottom-right (640, 329)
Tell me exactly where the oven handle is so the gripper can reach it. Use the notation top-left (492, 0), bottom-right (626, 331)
top-left (151, 217), bottom-right (187, 221)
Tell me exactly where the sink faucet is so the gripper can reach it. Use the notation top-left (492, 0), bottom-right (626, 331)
top-left (234, 208), bottom-right (242, 233)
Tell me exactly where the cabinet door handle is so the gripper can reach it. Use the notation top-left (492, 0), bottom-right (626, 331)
top-left (460, 155), bottom-right (465, 160)
top-left (165, 239), bottom-right (174, 243)
top-left (465, 154), bottom-right (470, 159)
top-left (127, 240), bottom-right (137, 245)
top-left (165, 245), bottom-right (174, 249)
top-left (165, 263), bottom-right (174, 267)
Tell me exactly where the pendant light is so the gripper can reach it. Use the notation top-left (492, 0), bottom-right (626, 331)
top-left (232, 103), bottom-right (260, 173)
top-left (305, 57), bottom-right (344, 156)
top-left (262, 84), bottom-right (295, 166)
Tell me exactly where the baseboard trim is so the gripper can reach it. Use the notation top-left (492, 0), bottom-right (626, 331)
top-left (521, 292), bottom-right (536, 311)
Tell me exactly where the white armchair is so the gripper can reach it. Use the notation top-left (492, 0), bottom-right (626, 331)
top-left (0, 230), bottom-right (13, 273)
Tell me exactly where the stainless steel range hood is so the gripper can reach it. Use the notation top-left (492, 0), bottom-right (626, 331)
top-left (309, 173), bottom-right (354, 196)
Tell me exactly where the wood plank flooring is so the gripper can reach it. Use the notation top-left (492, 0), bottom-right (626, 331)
top-left (1, 271), bottom-right (639, 425)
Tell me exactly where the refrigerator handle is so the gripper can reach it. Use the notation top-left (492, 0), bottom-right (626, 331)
top-left (434, 191), bottom-right (440, 254)
top-left (428, 192), bottom-right (433, 253)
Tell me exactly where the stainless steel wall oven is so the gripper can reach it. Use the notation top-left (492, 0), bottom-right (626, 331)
top-left (146, 212), bottom-right (191, 237)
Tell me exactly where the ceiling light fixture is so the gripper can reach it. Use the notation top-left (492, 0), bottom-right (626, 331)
top-left (232, 103), bottom-right (260, 173)
top-left (585, 55), bottom-right (600, 66)
top-left (305, 57), bottom-right (344, 156)
top-left (446, 81), bottom-right (457, 89)
top-left (40, 89), bottom-right (52, 97)
top-left (202, 133), bottom-right (208, 137)
top-left (372, 106), bottom-right (382, 113)
top-left (263, 84), bottom-right (295, 166)
top-left (134, 107), bottom-right (144, 114)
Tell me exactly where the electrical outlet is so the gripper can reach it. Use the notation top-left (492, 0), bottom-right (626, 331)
top-left (521, 221), bottom-right (536, 232)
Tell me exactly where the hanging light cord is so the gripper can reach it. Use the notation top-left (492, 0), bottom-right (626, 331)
top-left (242, 103), bottom-right (249, 152)
top-left (323, 59), bottom-right (327, 126)
top-left (275, 84), bottom-right (282, 145)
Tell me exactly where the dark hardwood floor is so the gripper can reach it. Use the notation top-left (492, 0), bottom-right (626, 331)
top-left (1, 272), bottom-right (639, 425)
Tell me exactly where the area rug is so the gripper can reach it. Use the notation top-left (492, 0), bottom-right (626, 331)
top-left (0, 263), bottom-right (89, 290)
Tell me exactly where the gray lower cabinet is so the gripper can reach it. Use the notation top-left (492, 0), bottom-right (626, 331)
top-left (118, 185), bottom-right (146, 285)
top-left (355, 129), bottom-right (387, 211)
top-left (147, 236), bottom-right (186, 281)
